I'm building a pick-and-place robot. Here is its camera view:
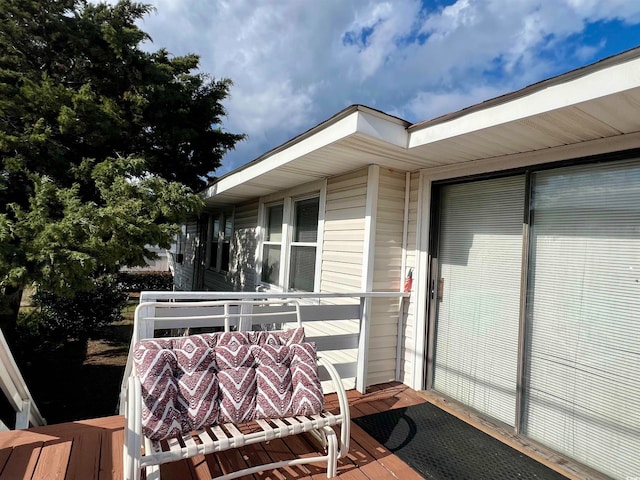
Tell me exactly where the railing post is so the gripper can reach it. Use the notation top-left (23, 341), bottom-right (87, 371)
top-left (15, 399), bottom-right (30, 430)
top-left (239, 302), bottom-right (253, 331)
top-left (0, 329), bottom-right (45, 428)
top-left (356, 296), bottom-right (370, 393)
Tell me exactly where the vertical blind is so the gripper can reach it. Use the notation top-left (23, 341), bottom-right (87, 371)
top-left (525, 160), bottom-right (640, 479)
top-left (434, 176), bottom-right (525, 426)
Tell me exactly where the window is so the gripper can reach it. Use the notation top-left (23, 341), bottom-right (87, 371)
top-left (208, 212), bottom-right (233, 272)
top-left (260, 195), bottom-right (320, 291)
top-left (261, 204), bottom-right (283, 285)
top-left (289, 197), bottom-right (319, 291)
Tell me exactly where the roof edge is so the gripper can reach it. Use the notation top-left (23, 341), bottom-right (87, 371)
top-left (409, 46), bottom-right (640, 133)
top-left (212, 104), bottom-right (409, 187)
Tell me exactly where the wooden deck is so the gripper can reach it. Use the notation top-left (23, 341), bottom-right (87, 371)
top-left (0, 382), bottom-right (428, 480)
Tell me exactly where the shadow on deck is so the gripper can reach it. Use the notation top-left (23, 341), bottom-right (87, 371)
top-left (0, 382), bottom-right (427, 480)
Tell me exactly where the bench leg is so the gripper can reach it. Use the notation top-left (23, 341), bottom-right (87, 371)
top-left (323, 427), bottom-right (338, 478)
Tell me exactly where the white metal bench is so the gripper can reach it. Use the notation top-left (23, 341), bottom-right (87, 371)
top-left (122, 300), bottom-right (350, 480)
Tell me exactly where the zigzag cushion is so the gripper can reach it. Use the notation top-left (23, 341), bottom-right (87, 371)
top-left (255, 344), bottom-right (293, 418)
top-left (134, 328), bottom-right (324, 441)
top-left (290, 343), bottom-right (325, 416)
top-left (217, 344), bottom-right (258, 423)
top-left (175, 347), bottom-right (219, 431)
top-left (133, 343), bottom-right (188, 440)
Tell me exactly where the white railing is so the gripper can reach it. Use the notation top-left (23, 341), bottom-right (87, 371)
top-left (119, 291), bottom-right (408, 414)
top-left (0, 329), bottom-right (46, 430)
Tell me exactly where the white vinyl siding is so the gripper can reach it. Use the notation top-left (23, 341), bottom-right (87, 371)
top-left (434, 176), bottom-right (525, 426)
top-left (373, 170), bottom-right (405, 290)
top-left (320, 169), bottom-right (368, 292)
top-left (368, 169), bottom-right (407, 386)
top-left (524, 160), bottom-right (640, 479)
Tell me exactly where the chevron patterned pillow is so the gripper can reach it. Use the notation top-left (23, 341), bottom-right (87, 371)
top-left (175, 346), bottom-right (219, 431)
top-left (290, 343), bottom-right (324, 415)
top-left (216, 344), bottom-right (258, 423)
top-left (255, 344), bottom-right (293, 418)
top-left (253, 342), bottom-right (325, 418)
top-left (134, 328), bottom-right (323, 441)
top-left (133, 345), bottom-right (188, 440)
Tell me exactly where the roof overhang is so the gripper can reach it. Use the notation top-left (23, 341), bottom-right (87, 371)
top-left (203, 47), bottom-right (640, 208)
top-left (202, 105), bottom-right (417, 206)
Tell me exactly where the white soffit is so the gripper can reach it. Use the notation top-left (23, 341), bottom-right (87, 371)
top-left (409, 52), bottom-right (640, 150)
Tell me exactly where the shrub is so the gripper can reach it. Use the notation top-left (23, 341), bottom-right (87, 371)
top-left (31, 274), bottom-right (128, 340)
top-left (117, 271), bottom-right (174, 292)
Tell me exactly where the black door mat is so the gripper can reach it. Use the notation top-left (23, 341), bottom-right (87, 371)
top-left (353, 402), bottom-right (567, 480)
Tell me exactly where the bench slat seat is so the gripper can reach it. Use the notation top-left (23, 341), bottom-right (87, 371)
top-left (140, 408), bottom-right (343, 468)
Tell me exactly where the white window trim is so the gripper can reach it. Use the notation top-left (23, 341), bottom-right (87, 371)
top-left (256, 180), bottom-right (326, 292)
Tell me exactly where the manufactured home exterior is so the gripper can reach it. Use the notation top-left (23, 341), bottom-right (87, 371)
top-left (171, 49), bottom-right (640, 479)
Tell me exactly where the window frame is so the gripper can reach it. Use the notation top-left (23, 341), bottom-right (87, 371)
top-left (257, 181), bottom-right (326, 292)
top-left (206, 210), bottom-right (234, 273)
top-left (287, 195), bottom-right (320, 291)
top-left (261, 202), bottom-right (285, 286)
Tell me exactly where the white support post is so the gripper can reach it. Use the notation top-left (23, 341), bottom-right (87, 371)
top-left (356, 165), bottom-right (380, 394)
top-left (395, 296), bottom-right (406, 381)
top-left (412, 171), bottom-right (432, 391)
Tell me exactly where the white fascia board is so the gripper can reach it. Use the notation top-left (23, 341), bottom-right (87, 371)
top-left (409, 57), bottom-right (640, 149)
top-left (357, 110), bottom-right (410, 148)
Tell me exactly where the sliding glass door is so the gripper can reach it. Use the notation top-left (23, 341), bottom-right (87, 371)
top-left (431, 158), bottom-right (640, 479)
top-left (434, 176), bottom-right (525, 426)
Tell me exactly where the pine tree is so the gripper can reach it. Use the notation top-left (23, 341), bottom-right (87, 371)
top-left (0, 0), bottom-right (245, 326)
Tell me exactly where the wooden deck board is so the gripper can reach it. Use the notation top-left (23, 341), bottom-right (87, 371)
top-left (0, 442), bottom-right (42, 480)
top-left (0, 383), bottom-right (428, 480)
top-left (32, 438), bottom-right (73, 480)
top-left (65, 431), bottom-right (102, 480)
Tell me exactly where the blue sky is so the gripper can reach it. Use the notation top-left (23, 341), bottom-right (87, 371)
top-left (125, 0), bottom-right (640, 176)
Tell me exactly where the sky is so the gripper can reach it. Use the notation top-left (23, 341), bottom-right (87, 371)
top-left (125, 0), bottom-right (640, 175)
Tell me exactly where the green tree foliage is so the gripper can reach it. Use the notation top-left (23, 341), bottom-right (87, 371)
top-left (0, 0), bottom-right (244, 313)
top-left (30, 274), bottom-right (128, 340)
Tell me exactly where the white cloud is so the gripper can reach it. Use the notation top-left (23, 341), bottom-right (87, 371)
top-left (91, 0), bottom-right (640, 172)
